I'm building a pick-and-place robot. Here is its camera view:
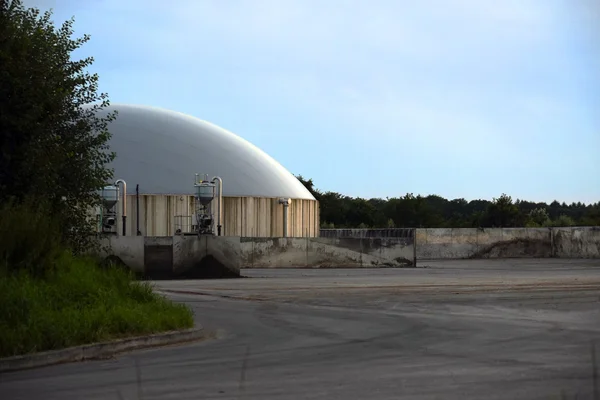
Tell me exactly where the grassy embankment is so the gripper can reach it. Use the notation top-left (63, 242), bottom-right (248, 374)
top-left (0, 202), bottom-right (193, 358)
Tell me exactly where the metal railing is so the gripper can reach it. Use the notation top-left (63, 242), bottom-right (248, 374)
top-left (319, 228), bottom-right (415, 238)
top-left (174, 215), bottom-right (194, 235)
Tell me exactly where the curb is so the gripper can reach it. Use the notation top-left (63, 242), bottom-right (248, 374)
top-left (0, 327), bottom-right (207, 373)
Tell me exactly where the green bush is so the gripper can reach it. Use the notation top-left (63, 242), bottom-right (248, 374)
top-left (0, 201), bottom-right (194, 358)
top-left (544, 214), bottom-right (577, 227)
top-left (0, 198), bottom-right (64, 276)
top-left (0, 255), bottom-right (194, 357)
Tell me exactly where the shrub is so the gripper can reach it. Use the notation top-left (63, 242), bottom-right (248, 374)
top-left (545, 214), bottom-right (576, 227)
top-left (0, 198), bottom-right (63, 276)
top-left (0, 254), bottom-right (194, 357)
top-left (0, 201), bottom-right (194, 358)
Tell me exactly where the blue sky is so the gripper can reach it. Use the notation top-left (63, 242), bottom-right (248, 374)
top-left (25, 0), bottom-right (600, 204)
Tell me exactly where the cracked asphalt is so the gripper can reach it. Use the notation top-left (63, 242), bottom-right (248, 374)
top-left (2, 259), bottom-right (600, 400)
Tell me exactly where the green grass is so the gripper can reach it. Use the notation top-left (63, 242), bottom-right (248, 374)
top-left (0, 252), bottom-right (194, 358)
top-left (0, 199), bottom-right (194, 358)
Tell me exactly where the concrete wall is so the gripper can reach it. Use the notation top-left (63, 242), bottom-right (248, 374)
top-left (100, 235), bottom-right (415, 274)
top-left (99, 235), bottom-right (145, 273)
top-left (553, 227), bottom-right (600, 258)
top-left (173, 235), bottom-right (241, 278)
top-left (98, 227), bottom-right (599, 278)
top-left (415, 227), bottom-right (600, 259)
top-left (116, 194), bottom-right (319, 238)
top-left (99, 235), bottom-right (241, 278)
top-left (240, 237), bottom-right (415, 268)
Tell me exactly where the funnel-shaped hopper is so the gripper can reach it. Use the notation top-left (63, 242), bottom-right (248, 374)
top-left (100, 186), bottom-right (119, 209)
top-left (195, 183), bottom-right (215, 206)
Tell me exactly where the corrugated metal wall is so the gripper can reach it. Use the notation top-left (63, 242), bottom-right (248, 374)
top-left (222, 197), bottom-right (319, 237)
top-left (119, 194), bottom-right (319, 237)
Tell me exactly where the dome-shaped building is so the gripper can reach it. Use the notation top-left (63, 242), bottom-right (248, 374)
top-left (98, 104), bottom-right (319, 237)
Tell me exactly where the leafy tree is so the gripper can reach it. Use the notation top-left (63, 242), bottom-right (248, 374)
top-left (0, 0), bottom-right (116, 252)
top-left (296, 175), bottom-right (321, 201)
top-left (346, 198), bottom-right (376, 227)
top-left (581, 203), bottom-right (600, 226)
top-left (548, 214), bottom-right (576, 227)
top-left (485, 194), bottom-right (521, 227)
top-left (527, 207), bottom-right (550, 227)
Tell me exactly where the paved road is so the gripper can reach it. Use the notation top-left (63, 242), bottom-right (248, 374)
top-left (2, 259), bottom-right (600, 400)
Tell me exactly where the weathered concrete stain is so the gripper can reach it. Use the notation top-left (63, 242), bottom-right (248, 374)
top-left (99, 236), bottom-right (145, 273)
top-left (554, 227), bottom-right (600, 258)
top-left (172, 236), bottom-right (240, 278)
top-left (416, 227), bottom-right (599, 259)
top-left (241, 237), bottom-right (414, 268)
top-left (100, 235), bottom-right (241, 278)
top-left (469, 238), bottom-right (551, 259)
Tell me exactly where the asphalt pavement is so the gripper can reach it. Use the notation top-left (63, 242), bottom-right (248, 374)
top-left (2, 259), bottom-right (600, 400)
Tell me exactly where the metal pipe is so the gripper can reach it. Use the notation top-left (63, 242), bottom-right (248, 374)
top-left (136, 184), bottom-right (141, 236)
top-left (283, 203), bottom-right (288, 237)
top-left (211, 176), bottom-right (223, 236)
top-left (115, 179), bottom-right (127, 236)
top-left (278, 198), bottom-right (289, 237)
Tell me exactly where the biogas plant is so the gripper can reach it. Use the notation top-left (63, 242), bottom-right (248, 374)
top-left (94, 104), bottom-right (320, 239)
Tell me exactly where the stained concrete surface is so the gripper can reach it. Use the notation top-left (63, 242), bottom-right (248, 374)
top-left (100, 236), bottom-right (241, 279)
top-left (2, 259), bottom-right (600, 400)
top-left (415, 227), bottom-right (600, 259)
top-left (241, 237), bottom-right (414, 268)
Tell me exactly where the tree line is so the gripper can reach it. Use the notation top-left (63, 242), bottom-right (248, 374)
top-left (296, 176), bottom-right (600, 229)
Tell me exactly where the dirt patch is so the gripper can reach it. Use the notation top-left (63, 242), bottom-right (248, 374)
top-left (469, 238), bottom-right (551, 259)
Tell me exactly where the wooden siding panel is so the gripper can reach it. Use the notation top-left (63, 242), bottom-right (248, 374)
top-left (122, 195), bottom-right (319, 237)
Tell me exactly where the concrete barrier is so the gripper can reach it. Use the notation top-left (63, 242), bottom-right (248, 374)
top-left (99, 235), bottom-right (241, 278)
top-left (98, 227), bottom-right (599, 276)
top-left (99, 235), bottom-right (145, 273)
top-left (554, 227), bottom-right (600, 258)
top-left (414, 227), bottom-right (600, 260)
top-left (241, 236), bottom-right (415, 268)
top-left (173, 235), bottom-right (240, 278)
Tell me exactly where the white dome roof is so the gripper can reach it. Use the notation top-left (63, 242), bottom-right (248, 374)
top-left (98, 104), bottom-right (315, 200)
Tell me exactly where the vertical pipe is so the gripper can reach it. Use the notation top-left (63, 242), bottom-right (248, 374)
top-left (283, 203), bottom-right (288, 237)
top-left (115, 179), bottom-right (127, 236)
top-left (278, 198), bottom-right (290, 238)
top-left (218, 180), bottom-right (222, 236)
top-left (211, 176), bottom-right (223, 236)
top-left (136, 184), bottom-right (141, 236)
